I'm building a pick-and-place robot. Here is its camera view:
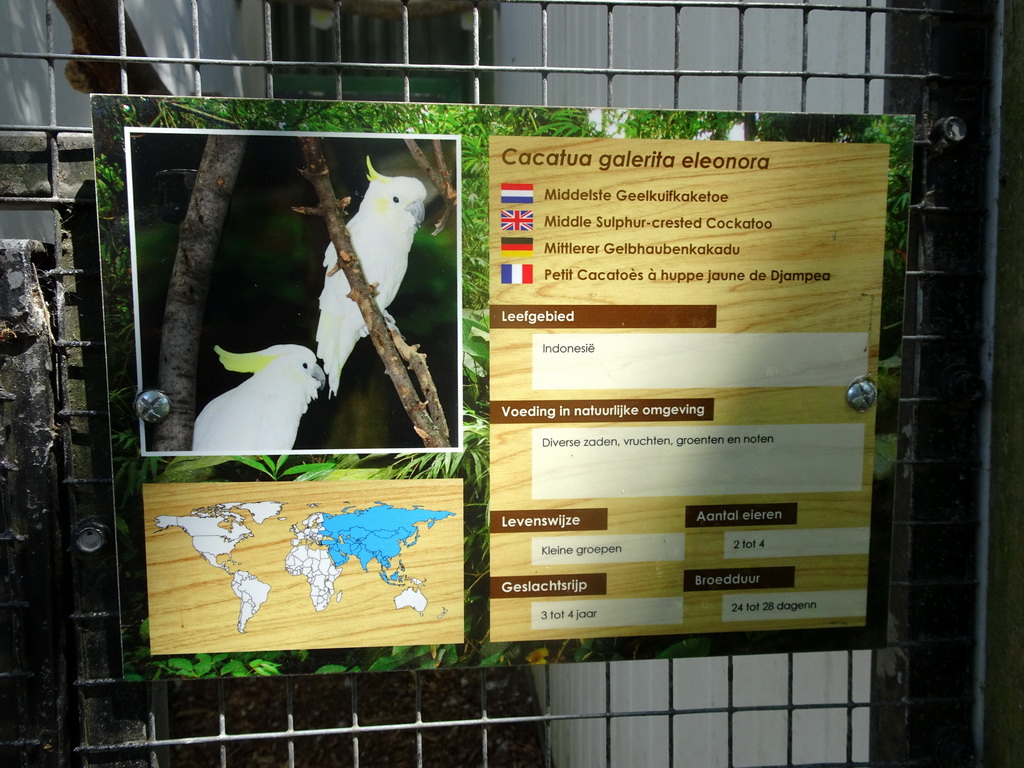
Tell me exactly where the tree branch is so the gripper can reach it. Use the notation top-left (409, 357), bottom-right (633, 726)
top-left (390, 329), bottom-right (450, 442)
top-left (404, 138), bottom-right (458, 235)
top-left (54, 0), bottom-right (171, 95)
top-left (296, 137), bottom-right (450, 448)
top-left (153, 135), bottom-right (248, 451)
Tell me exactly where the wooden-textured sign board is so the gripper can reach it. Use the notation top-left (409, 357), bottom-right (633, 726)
top-left (93, 97), bottom-right (910, 678)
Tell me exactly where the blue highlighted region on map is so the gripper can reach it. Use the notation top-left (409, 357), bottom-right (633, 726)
top-left (318, 503), bottom-right (456, 582)
top-left (287, 502), bottom-right (456, 617)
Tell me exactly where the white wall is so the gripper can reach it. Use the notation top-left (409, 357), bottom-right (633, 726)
top-left (534, 652), bottom-right (873, 767)
top-left (492, 0), bottom-right (885, 112)
top-left (0, 0), bottom-right (258, 241)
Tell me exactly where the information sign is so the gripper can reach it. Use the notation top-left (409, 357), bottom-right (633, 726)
top-left (488, 135), bottom-right (888, 640)
top-left (92, 97), bottom-right (909, 677)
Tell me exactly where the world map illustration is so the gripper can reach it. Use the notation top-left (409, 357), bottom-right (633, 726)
top-left (152, 498), bottom-right (457, 638)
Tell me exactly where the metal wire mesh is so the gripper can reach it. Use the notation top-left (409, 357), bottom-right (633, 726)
top-left (0, 0), bottom-right (992, 765)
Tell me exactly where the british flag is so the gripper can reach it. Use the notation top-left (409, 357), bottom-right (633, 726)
top-left (500, 209), bottom-right (534, 231)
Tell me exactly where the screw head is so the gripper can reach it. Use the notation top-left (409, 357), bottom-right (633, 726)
top-left (71, 518), bottom-right (111, 556)
top-left (134, 389), bottom-right (171, 423)
top-left (76, 525), bottom-right (106, 554)
top-left (941, 116), bottom-right (967, 143)
top-left (846, 379), bottom-right (877, 412)
top-left (940, 364), bottom-right (986, 408)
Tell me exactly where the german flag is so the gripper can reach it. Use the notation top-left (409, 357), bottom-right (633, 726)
top-left (500, 237), bottom-right (534, 257)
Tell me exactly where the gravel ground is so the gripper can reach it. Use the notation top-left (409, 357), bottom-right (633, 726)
top-left (164, 667), bottom-right (548, 767)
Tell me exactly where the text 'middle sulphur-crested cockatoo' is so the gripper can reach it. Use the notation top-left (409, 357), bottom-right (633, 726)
top-left (192, 344), bottom-right (326, 453)
top-left (315, 156), bottom-right (427, 397)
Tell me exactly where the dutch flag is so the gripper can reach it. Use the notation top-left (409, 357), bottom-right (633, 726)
top-left (501, 263), bottom-right (534, 284)
top-left (501, 183), bottom-right (534, 204)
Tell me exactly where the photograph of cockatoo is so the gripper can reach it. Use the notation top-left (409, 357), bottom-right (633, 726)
top-left (315, 156), bottom-right (427, 397)
top-left (130, 131), bottom-right (457, 453)
top-left (192, 344), bottom-right (326, 452)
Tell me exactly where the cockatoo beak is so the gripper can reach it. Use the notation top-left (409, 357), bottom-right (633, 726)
top-left (407, 199), bottom-right (425, 227)
top-left (311, 364), bottom-right (327, 389)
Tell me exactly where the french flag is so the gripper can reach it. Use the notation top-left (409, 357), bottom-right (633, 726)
top-left (501, 263), bottom-right (534, 284)
top-left (501, 183), bottom-right (534, 204)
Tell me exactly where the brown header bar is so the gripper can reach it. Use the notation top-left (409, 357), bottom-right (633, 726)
top-left (683, 566), bottom-right (795, 592)
top-left (686, 503), bottom-right (799, 528)
top-left (492, 508), bottom-right (608, 533)
top-left (490, 304), bottom-right (717, 329)
top-left (491, 573), bottom-right (608, 599)
top-left (491, 398), bottom-right (714, 424)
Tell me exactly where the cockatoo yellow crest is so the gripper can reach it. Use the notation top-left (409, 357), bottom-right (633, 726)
top-left (315, 156), bottom-right (427, 396)
top-left (192, 344), bottom-right (326, 452)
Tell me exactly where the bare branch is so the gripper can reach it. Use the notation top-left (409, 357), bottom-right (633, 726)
top-left (404, 138), bottom-right (458, 235)
top-left (297, 137), bottom-right (450, 448)
top-left (54, 0), bottom-right (171, 95)
top-left (390, 330), bottom-right (450, 443)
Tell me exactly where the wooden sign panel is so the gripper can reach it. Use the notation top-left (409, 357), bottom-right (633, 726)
top-left (92, 97), bottom-right (910, 678)
top-left (488, 136), bottom-right (887, 641)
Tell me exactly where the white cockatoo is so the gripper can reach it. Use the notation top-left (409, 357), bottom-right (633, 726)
top-left (315, 156), bottom-right (427, 397)
top-left (192, 344), bottom-right (326, 452)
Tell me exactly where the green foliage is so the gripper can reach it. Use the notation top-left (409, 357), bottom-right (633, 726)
top-left (383, 408), bottom-right (490, 500)
top-left (617, 109), bottom-right (742, 140)
top-left (121, 616), bottom-right (303, 679)
top-left (229, 454), bottom-right (294, 480)
top-left (147, 652), bottom-right (286, 679)
top-left (155, 454), bottom-right (234, 483)
top-left (462, 310), bottom-right (490, 405)
top-left (111, 428), bottom-right (163, 508)
top-left (154, 454), bottom-right (369, 482)
top-left (874, 433), bottom-right (898, 482)
top-left (861, 116), bottom-right (914, 258)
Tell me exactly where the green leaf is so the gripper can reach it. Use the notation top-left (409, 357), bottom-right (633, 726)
top-left (874, 433), bottom-right (898, 481)
top-left (249, 658), bottom-right (282, 676)
top-left (166, 658), bottom-right (196, 675)
top-left (194, 653), bottom-right (214, 677)
top-left (281, 462), bottom-right (337, 477)
top-left (221, 659), bottom-right (249, 677)
top-left (315, 664), bottom-right (351, 674)
top-left (231, 455), bottom-right (274, 475)
top-left (878, 353), bottom-right (901, 371)
top-left (158, 454), bottom-right (235, 482)
top-left (368, 654), bottom-right (407, 672)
